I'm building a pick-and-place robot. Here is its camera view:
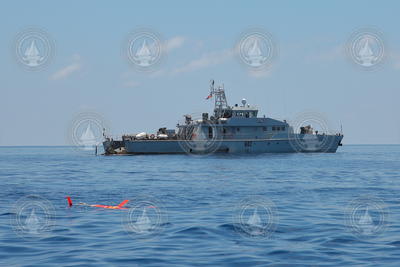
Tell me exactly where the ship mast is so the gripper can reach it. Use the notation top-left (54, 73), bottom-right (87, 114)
top-left (209, 80), bottom-right (229, 119)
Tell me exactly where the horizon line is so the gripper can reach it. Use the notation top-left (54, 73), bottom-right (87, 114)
top-left (0, 144), bottom-right (399, 147)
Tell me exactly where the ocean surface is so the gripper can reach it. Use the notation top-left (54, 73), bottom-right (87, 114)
top-left (0, 145), bottom-right (400, 266)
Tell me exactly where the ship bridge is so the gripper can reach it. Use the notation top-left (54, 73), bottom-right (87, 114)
top-left (231, 99), bottom-right (258, 118)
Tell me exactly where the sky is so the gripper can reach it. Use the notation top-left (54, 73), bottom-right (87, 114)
top-left (1, 0), bottom-right (399, 145)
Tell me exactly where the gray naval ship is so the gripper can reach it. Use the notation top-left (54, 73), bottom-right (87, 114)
top-left (103, 81), bottom-right (343, 155)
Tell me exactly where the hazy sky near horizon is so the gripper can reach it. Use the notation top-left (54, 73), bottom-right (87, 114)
top-left (1, 0), bottom-right (400, 145)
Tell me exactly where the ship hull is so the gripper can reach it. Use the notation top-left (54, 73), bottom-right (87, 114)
top-left (105, 135), bottom-right (343, 155)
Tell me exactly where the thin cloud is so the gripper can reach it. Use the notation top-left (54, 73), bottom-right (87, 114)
top-left (248, 69), bottom-right (272, 78)
top-left (51, 55), bottom-right (82, 80)
top-left (172, 49), bottom-right (233, 74)
top-left (163, 36), bottom-right (185, 52)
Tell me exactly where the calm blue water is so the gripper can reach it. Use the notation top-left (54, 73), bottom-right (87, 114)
top-left (1, 145), bottom-right (400, 266)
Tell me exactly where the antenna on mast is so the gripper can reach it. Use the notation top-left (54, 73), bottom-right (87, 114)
top-left (209, 79), bottom-right (228, 119)
top-left (210, 79), bottom-right (215, 92)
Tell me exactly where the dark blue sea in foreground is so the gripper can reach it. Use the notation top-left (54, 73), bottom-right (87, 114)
top-left (1, 145), bottom-right (400, 266)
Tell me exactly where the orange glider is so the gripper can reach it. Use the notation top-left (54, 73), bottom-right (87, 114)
top-left (66, 196), bottom-right (129, 210)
